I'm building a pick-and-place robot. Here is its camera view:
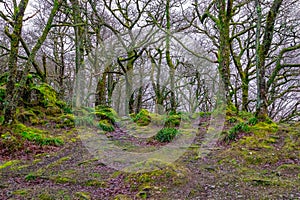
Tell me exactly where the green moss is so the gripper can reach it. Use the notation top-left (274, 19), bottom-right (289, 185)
top-left (31, 83), bottom-right (59, 107)
top-left (250, 122), bottom-right (278, 135)
top-left (16, 109), bottom-right (40, 124)
top-left (0, 86), bottom-right (6, 103)
top-left (223, 122), bottom-right (250, 142)
top-left (25, 173), bottom-right (38, 181)
top-left (155, 128), bottom-right (179, 142)
top-left (14, 124), bottom-right (64, 146)
top-left (45, 106), bottom-right (62, 116)
top-left (13, 189), bottom-right (30, 196)
top-left (134, 109), bottom-right (151, 126)
top-left (0, 160), bottom-right (20, 170)
top-left (114, 194), bottom-right (132, 200)
top-left (75, 192), bottom-right (91, 200)
top-left (94, 106), bottom-right (118, 124)
top-left (98, 119), bottom-right (115, 132)
top-left (238, 111), bottom-right (254, 120)
top-left (53, 176), bottom-right (74, 184)
top-left (164, 114), bottom-right (181, 128)
top-left (59, 114), bottom-right (75, 127)
top-left (122, 159), bottom-right (188, 188)
top-left (84, 179), bottom-right (106, 187)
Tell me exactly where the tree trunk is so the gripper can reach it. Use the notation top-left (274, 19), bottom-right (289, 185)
top-left (166, 0), bottom-right (176, 113)
top-left (256, 0), bottom-right (283, 120)
top-left (3, 0), bottom-right (29, 124)
top-left (217, 0), bottom-right (233, 105)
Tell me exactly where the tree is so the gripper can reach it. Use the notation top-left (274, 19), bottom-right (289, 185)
top-left (2, 0), bottom-right (62, 124)
top-left (256, 0), bottom-right (283, 120)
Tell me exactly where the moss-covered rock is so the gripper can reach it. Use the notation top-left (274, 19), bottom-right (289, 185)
top-left (30, 83), bottom-right (59, 107)
top-left (134, 109), bottom-right (151, 126)
top-left (164, 114), bottom-right (181, 128)
top-left (13, 123), bottom-right (63, 146)
top-left (98, 119), bottom-right (115, 132)
top-left (155, 128), bottom-right (179, 142)
top-left (16, 108), bottom-right (40, 124)
top-left (94, 106), bottom-right (118, 124)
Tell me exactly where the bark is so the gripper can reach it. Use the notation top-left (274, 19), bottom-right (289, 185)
top-left (166, 0), bottom-right (176, 113)
top-left (4, 0), bottom-right (61, 124)
top-left (256, 0), bottom-right (283, 120)
top-left (3, 0), bottom-right (29, 124)
top-left (217, 0), bottom-right (233, 105)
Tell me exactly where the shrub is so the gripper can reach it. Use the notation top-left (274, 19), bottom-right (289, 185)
top-left (155, 128), bottom-right (179, 142)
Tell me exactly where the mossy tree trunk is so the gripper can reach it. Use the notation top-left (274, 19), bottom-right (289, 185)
top-left (70, 0), bottom-right (86, 108)
top-left (217, 0), bottom-right (233, 105)
top-left (3, 0), bottom-right (29, 124)
top-left (166, 0), bottom-right (176, 113)
top-left (3, 0), bottom-right (61, 124)
top-left (255, 0), bottom-right (283, 120)
top-left (149, 48), bottom-right (166, 114)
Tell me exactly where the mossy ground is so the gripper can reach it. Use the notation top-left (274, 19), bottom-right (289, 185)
top-left (1, 108), bottom-right (300, 199)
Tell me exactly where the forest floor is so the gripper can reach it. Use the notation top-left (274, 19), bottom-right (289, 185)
top-left (0, 117), bottom-right (300, 200)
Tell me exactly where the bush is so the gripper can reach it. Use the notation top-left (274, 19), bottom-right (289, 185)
top-left (155, 128), bottom-right (179, 142)
top-left (134, 109), bottom-right (151, 126)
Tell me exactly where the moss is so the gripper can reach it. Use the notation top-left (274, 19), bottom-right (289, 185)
top-left (75, 192), bottom-right (91, 200)
top-left (0, 160), bottom-right (20, 170)
top-left (133, 109), bottom-right (151, 126)
top-left (276, 164), bottom-right (300, 171)
top-left (94, 106), bottom-right (118, 124)
top-left (122, 159), bottom-right (189, 189)
top-left (114, 194), bottom-right (132, 200)
top-left (16, 108), bottom-right (40, 124)
top-left (25, 173), bottom-right (38, 181)
top-left (98, 119), bottom-right (115, 132)
top-left (53, 176), bottom-right (74, 184)
top-left (164, 114), bottom-right (181, 128)
top-left (84, 179), bottom-right (106, 187)
top-left (13, 189), bottom-right (30, 196)
top-left (45, 106), bottom-right (62, 116)
top-left (155, 128), bottom-right (179, 142)
top-left (31, 83), bottom-right (59, 107)
top-left (250, 122), bottom-right (278, 135)
top-left (38, 193), bottom-right (56, 200)
top-left (14, 124), bottom-right (64, 146)
top-left (59, 114), bottom-right (75, 127)
top-left (238, 111), bottom-right (254, 120)
top-left (0, 85), bottom-right (6, 104)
